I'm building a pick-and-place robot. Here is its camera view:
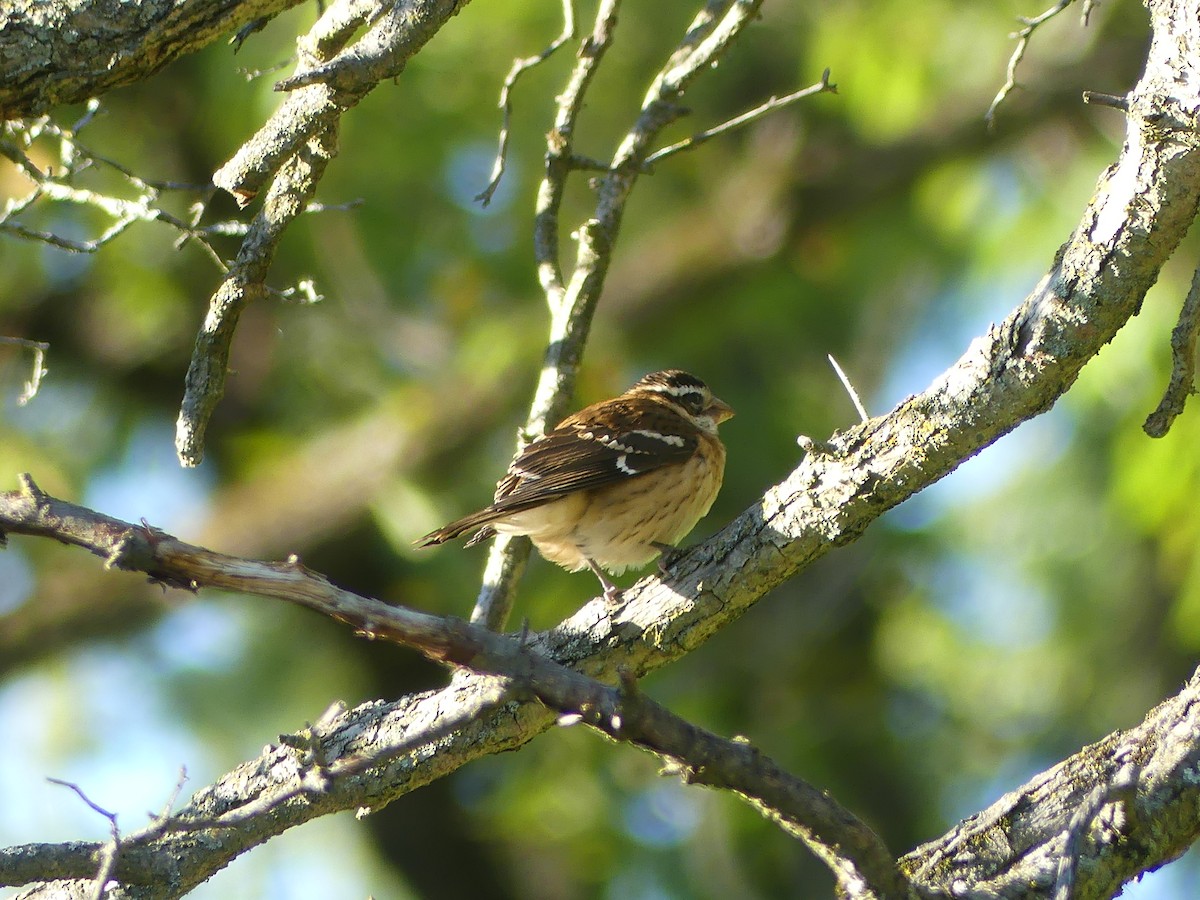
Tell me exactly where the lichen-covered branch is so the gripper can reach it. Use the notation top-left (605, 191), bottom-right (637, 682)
top-left (0, 475), bottom-right (902, 898)
top-left (176, 127), bottom-right (338, 467)
top-left (0, 0), bottom-right (305, 120)
top-left (177, 0), bottom-right (473, 467)
top-left (902, 669), bottom-right (1200, 898)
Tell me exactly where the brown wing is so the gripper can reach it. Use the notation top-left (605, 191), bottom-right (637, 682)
top-left (490, 397), bottom-right (697, 510)
top-left (416, 397), bottom-right (697, 546)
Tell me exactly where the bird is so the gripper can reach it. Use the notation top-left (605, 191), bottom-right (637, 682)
top-left (417, 369), bottom-right (734, 601)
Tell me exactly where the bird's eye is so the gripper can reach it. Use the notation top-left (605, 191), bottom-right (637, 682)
top-left (678, 392), bottom-right (707, 416)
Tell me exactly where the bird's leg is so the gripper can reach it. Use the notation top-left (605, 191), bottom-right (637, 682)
top-left (651, 541), bottom-right (684, 574)
top-left (585, 558), bottom-right (622, 603)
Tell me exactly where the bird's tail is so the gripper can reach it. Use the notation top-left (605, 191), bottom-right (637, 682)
top-left (415, 509), bottom-right (501, 547)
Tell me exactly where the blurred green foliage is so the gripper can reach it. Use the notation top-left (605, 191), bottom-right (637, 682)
top-left (2, 0), bottom-right (1197, 897)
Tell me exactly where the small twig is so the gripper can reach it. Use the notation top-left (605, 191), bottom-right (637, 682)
top-left (476, 0), bottom-right (576, 206)
top-left (124, 767), bottom-right (190, 844)
top-left (796, 434), bottom-right (837, 457)
top-left (237, 58), bottom-right (295, 82)
top-left (1144, 259), bottom-right (1200, 436)
top-left (986, 0), bottom-right (1078, 129)
top-left (1082, 90), bottom-right (1129, 111)
top-left (47, 778), bottom-right (120, 900)
top-left (828, 354), bottom-right (869, 423)
top-left (1, 113), bottom-right (228, 265)
top-left (643, 68), bottom-right (836, 168)
top-left (0, 336), bottom-right (49, 405)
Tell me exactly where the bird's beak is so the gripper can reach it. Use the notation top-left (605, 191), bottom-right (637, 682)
top-left (707, 396), bottom-right (735, 424)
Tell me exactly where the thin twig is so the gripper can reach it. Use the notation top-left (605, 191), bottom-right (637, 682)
top-left (828, 354), bottom-right (869, 423)
top-left (476, 0), bottom-right (576, 206)
top-left (46, 778), bottom-right (120, 900)
top-left (1144, 259), bottom-right (1200, 437)
top-left (1, 113), bottom-right (231, 266)
top-left (986, 0), bottom-right (1078, 129)
top-left (644, 68), bottom-right (836, 168)
top-left (1082, 90), bottom-right (1129, 111)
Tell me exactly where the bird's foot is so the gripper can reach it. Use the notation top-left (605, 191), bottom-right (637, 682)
top-left (652, 541), bottom-right (685, 574)
top-left (586, 558), bottom-right (623, 604)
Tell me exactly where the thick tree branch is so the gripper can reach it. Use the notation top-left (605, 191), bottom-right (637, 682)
top-left (0, 0), bottom-right (304, 121)
top-left (903, 668), bottom-right (1200, 898)
top-left (5, 0), bottom-right (1200, 896)
top-left (0, 475), bottom-right (902, 897)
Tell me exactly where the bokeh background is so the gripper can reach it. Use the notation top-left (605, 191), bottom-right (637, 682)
top-left (3, 1), bottom-right (1199, 897)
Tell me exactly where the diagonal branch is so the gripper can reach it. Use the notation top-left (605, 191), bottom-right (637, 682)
top-left (0, 474), bottom-right (904, 897)
top-left (178, 0), bottom-right (473, 468)
top-left (643, 68), bottom-right (836, 168)
top-left (0, 0), bottom-right (305, 120)
top-left (176, 127), bottom-right (339, 468)
top-left (986, 0), bottom-right (1081, 127)
top-left (211, 0), bottom-right (472, 203)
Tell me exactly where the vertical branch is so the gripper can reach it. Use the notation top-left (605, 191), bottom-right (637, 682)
top-left (471, 0), bottom-right (780, 629)
top-left (470, 0), bottom-right (624, 629)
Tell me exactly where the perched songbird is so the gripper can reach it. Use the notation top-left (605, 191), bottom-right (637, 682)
top-left (418, 370), bottom-right (734, 600)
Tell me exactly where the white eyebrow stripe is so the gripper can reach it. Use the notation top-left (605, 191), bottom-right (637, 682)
top-left (646, 383), bottom-right (705, 399)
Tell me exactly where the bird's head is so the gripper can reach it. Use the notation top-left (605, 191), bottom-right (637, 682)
top-left (628, 369), bottom-right (734, 434)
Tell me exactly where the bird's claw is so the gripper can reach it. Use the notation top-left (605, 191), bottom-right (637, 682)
top-left (652, 541), bottom-right (684, 574)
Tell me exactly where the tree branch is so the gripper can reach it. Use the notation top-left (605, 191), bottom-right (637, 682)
top-left (1144, 256), bottom-right (1200, 436)
top-left (0, 0), bottom-right (304, 121)
top-left (473, 0), bottom-right (781, 630)
top-left (0, 474), bottom-right (904, 897)
top-left (176, 0), bottom-right (474, 467)
top-left (176, 127), bottom-right (338, 467)
top-left (211, 0), bottom-right (472, 203)
top-left (903, 669), bottom-right (1200, 897)
top-left (986, 0), bottom-right (1081, 128)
